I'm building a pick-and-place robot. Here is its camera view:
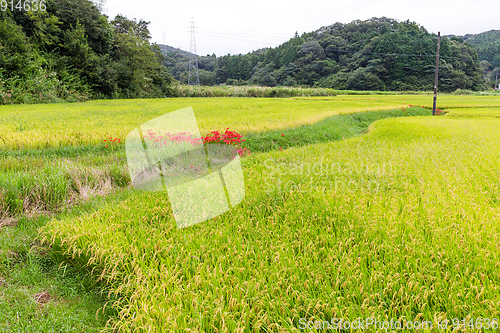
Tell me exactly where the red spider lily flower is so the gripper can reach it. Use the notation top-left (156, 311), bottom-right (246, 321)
top-left (281, 134), bottom-right (284, 136)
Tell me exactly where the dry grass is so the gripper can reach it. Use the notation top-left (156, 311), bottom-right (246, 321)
top-left (0, 164), bottom-right (123, 220)
top-left (32, 291), bottom-right (53, 305)
top-left (0, 217), bottom-right (18, 229)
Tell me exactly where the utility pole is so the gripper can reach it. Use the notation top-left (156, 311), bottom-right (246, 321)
top-left (188, 18), bottom-right (200, 86)
top-left (432, 31), bottom-right (441, 116)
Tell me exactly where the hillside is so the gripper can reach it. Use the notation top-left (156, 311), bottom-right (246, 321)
top-left (453, 30), bottom-right (500, 83)
top-left (158, 44), bottom-right (194, 58)
top-left (460, 30), bottom-right (500, 65)
top-left (163, 17), bottom-right (488, 91)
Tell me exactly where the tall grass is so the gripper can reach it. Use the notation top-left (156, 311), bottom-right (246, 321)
top-left (0, 158), bottom-right (129, 219)
top-left (170, 85), bottom-right (429, 98)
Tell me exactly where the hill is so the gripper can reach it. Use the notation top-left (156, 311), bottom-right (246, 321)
top-left (459, 30), bottom-right (500, 66)
top-left (453, 30), bottom-right (500, 84)
top-left (164, 17), bottom-right (487, 91)
top-left (157, 44), bottom-right (194, 58)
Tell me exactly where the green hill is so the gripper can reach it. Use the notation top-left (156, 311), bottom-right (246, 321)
top-left (164, 17), bottom-right (486, 92)
top-left (460, 30), bottom-right (500, 66)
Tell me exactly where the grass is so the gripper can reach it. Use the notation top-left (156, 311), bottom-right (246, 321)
top-left (1, 96), bottom-right (500, 331)
top-left (0, 212), bottom-right (117, 332)
top-left (0, 105), bottom-right (428, 219)
top-left (170, 85), bottom-right (497, 98)
top-left (0, 155), bottom-right (129, 219)
top-left (242, 107), bottom-right (431, 152)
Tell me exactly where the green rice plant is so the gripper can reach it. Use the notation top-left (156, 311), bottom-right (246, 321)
top-left (0, 213), bottom-right (117, 332)
top-left (242, 107), bottom-right (431, 152)
top-left (445, 107), bottom-right (500, 117)
top-left (41, 115), bottom-right (500, 332)
top-left (3, 96), bottom-right (500, 331)
top-left (0, 106), bottom-right (428, 220)
top-left (2, 95), bottom-right (500, 151)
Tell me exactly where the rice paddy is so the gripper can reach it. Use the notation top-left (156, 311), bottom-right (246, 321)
top-left (1, 95), bottom-right (500, 332)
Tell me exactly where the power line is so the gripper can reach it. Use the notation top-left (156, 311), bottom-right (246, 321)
top-left (105, 5), bottom-right (291, 40)
top-left (196, 31), bottom-right (281, 46)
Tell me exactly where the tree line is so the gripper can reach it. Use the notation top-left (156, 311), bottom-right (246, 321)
top-left (0, 0), bottom-right (174, 104)
top-left (164, 17), bottom-right (488, 92)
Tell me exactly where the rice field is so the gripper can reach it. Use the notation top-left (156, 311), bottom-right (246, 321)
top-left (1, 95), bottom-right (500, 150)
top-left (445, 107), bottom-right (500, 117)
top-left (1, 95), bottom-right (500, 332)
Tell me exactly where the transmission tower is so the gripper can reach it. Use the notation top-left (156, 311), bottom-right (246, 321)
top-left (188, 18), bottom-right (200, 86)
top-left (162, 31), bottom-right (167, 55)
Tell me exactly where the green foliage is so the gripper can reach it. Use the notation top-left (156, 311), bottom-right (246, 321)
top-left (0, 0), bottom-right (174, 104)
top-left (461, 30), bottom-right (500, 66)
top-left (111, 14), bottom-right (151, 41)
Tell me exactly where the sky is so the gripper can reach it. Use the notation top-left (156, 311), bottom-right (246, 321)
top-left (102, 0), bottom-right (499, 56)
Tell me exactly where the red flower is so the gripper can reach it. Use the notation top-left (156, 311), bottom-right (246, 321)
top-left (281, 133), bottom-right (284, 136)
top-left (203, 128), bottom-right (250, 156)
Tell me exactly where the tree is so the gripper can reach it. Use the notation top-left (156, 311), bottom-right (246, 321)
top-left (50, 0), bottom-right (113, 54)
top-left (111, 14), bottom-right (151, 41)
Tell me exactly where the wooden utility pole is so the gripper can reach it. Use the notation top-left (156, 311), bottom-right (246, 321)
top-left (432, 32), bottom-right (441, 116)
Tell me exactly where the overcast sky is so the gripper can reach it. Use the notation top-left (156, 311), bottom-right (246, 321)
top-left (102, 0), bottom-right (499, 56)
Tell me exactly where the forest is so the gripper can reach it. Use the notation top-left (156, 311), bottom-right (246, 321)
top-left (0, 0), bottom-right (174, 104)
top-left (165, 17), bottom-right (494, 92)
top-left (456, 30), bottom-right (500, 83)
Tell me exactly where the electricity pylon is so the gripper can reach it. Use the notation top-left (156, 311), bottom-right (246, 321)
top-left (188, 18), bottom-right (200, 86)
